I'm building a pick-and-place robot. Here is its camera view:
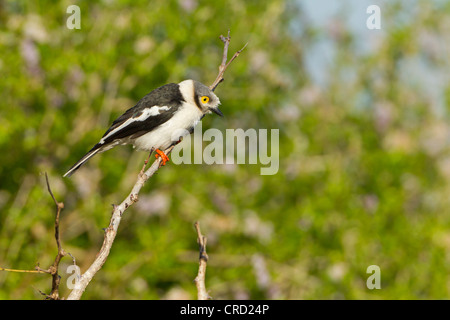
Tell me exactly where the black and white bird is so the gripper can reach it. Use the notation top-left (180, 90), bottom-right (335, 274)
top-left (63, 79), bottom-right (223, 177)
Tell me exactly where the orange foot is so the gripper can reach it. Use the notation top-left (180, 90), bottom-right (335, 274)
top-left (154, 149), bottom-right (170, 166)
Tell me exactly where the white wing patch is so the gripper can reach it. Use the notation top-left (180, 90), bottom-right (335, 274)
top-left (99, 105), bottom-right (171, 144)
top-left (142, 105), bottom-right (171, 117)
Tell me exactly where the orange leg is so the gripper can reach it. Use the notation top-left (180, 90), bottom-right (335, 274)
top-left (154, 149), bottom-right (170, 166)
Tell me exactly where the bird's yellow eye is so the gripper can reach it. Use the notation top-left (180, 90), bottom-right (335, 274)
top-left (201, 96), bottom-right (210, 104)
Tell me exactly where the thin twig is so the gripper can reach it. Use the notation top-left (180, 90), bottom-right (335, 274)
top-left (139, 151), bottom-right (154, 177)
top-left (66, 146), bottom-right (175, 300)
top-left (194, 221), bottom-right (210, 300)
top-left (0, 267), bottom-right (48, 274)
top-left (44, 172), bottom-right (67, 300)
top-left (45, 173), bottom-right (64, 255)
top-left (0, 173), bottom-right (69, 300)
top-left (209, 30), bottom-right (248, 92)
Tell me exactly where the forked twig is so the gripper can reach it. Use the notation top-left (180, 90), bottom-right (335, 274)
top-left (209, 30), bottom-right (248, 92)
top-left (0, 173), bottom-right (70, 299)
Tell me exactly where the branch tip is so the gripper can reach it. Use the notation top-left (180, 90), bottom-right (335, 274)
top-left (209, 30), bottom-right (247, 92)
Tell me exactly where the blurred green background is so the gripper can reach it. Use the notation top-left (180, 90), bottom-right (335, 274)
top-left (1, 0), bottom-right (450, 299)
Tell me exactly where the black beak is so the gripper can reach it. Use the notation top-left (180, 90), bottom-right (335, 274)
top-left (210, 106), bottom-right (224, 117)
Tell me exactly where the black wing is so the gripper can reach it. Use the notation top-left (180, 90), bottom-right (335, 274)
top-left (100, 82), bottom-right (185, 144)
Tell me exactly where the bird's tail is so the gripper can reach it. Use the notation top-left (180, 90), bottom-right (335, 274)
top-left (63, 146), bottom-right (102, 177)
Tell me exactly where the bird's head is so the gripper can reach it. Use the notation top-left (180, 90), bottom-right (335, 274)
top-left (191, 80), bottom-right (223, 117)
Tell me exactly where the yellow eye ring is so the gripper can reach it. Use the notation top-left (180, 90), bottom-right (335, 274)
top-left (201, 96), bottom-right (210, 104)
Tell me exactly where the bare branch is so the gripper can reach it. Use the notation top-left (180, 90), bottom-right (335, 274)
top-left (194, 221), bottom-right (210, 300)
top-left (44, 172), bottom-right (67, 300)
top-left (209, 30), bottom-right (248, 92)
top-left (45, 173), bottom-right (65, 254)
top-left (0, 173), bottom-right (69, 300)
top-left (66, 146), bottom-right (175, 300)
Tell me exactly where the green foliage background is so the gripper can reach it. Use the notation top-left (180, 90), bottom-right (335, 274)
top-left (1, 0), bottom-right (450, 299)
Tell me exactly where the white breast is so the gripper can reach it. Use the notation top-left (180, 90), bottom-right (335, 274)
top-left (132, 102), bottom-right (203, 151)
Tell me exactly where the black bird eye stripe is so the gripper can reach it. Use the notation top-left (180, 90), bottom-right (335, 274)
top-left (193, 92), bottom-right (204, 111)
